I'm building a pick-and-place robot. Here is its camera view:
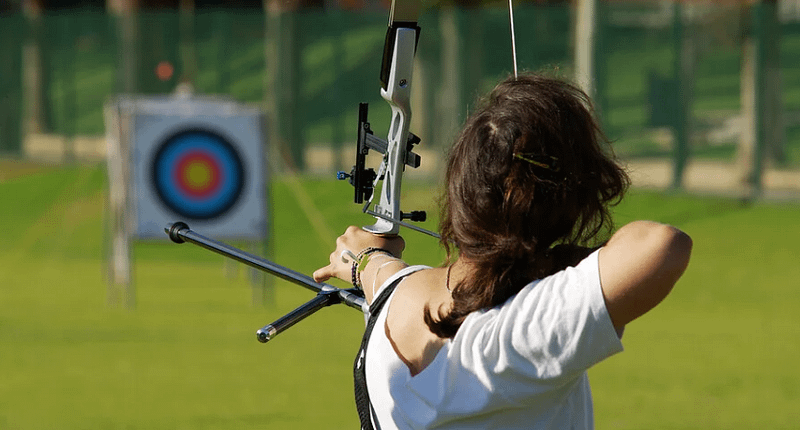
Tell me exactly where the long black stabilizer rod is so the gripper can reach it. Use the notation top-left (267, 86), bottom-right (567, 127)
top-left (165, 222), bottom-right (366, 343)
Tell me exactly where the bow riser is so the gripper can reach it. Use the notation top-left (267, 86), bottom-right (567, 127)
top-left (365, 25), bottom-right (419, 236)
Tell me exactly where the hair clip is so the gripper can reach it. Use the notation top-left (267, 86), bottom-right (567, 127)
top-left (512, 153), bottom-right (560, 172)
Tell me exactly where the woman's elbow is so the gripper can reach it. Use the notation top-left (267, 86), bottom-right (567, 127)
top-left (600, 222), bottom-right (693, 320)
top-left (659, 225), bottom-right (693, 282)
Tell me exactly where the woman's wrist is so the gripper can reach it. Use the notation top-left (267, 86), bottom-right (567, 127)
top-left (352, 248), bottom-right (397, 289)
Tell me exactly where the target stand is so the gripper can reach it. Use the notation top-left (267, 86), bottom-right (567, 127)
top-left (104, 94), bottom-right (269, 308)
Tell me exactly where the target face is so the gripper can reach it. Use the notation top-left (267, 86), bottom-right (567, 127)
top-left (151, 129), bottom-right (245, 220)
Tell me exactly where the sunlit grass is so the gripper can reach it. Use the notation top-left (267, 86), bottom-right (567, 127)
top-left (1, 162), bottom-right (799, 429)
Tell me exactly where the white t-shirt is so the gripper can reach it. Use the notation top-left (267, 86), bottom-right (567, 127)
top-left (364, 249), bottom-right (623, 429)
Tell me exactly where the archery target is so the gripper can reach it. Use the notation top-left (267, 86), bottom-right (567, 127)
top-left (151, 129), bottom-right (245, 220)
top-left (129, 98), bottom-right (267, 239)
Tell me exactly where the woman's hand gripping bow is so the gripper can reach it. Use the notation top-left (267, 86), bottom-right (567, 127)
top-left (313, 226), bottom-right (406, 304)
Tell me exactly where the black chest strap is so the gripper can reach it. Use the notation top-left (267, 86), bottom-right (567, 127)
top-left (353, 276), bottom-right (404, 430)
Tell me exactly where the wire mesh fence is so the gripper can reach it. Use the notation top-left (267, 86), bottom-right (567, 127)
top-left (1, 2), bottom-right (799, 197)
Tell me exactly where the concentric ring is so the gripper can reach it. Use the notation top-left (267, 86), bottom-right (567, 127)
top-left (151, 129), bottom-right (245, 220)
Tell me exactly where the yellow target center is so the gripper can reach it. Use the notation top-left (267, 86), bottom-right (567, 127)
top-left (185, 161), bottom-right (213, 189)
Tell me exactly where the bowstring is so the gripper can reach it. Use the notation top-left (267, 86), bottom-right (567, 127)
top-left (508, 0), bottom-right (519, 78)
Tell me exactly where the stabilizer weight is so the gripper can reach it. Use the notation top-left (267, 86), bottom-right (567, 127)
top-left (168, 221), bottom-right (189, 244)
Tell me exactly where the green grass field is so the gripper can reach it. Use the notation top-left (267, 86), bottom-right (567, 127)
top-left (1, 161), bottom-right (799, 429)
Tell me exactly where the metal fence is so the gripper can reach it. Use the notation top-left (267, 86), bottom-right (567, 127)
top-left (1, 2), bottom-right (799, 197)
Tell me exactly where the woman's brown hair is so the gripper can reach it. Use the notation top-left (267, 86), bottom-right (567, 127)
top-left (426, 74), bottom-right (630, 338)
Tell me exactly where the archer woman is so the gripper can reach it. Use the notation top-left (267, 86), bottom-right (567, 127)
top-left (313, 74), bottom-right (692, 429)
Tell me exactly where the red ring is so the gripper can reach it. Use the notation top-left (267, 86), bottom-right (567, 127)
top-left (173, 151), bottom-right (223, 199)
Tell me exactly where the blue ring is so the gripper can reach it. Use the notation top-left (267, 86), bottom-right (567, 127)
top-left (151, 129), bottom-right (245, 220)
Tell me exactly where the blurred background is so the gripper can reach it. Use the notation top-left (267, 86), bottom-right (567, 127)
top-left (1, 0), bottom-right (799, 428)
top-left (1, 0), bottom-right (799, 193)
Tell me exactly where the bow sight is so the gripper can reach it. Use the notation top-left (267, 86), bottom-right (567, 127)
top-left (337, 103), bottom-right (438, 239)
top-left (337, 103), bottom-right (420, 205)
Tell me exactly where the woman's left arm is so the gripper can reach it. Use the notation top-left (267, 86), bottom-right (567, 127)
top-left (313, 226), bottom-right (407, 303)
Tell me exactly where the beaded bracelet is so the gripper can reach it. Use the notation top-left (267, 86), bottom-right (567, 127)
top-left (351, 247), bottom-right (394, 289)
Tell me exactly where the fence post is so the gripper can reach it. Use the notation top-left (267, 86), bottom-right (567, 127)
top-left (740, 0), bottom-right (780, 197)
top-left (57, 15), bottom-right (77, 162)
top-left (751, 1), bottom-right (767, 196)
top-left (265, 0), bottom-right (304, 170)
top-left (763, 0), bottom-right (784, 165)
top-left (670, 1), bottom-right (694, 190)
top-left (460, 7), bottom-right (483, 114)
top-left (179, 0), bottom-right (196, 86)
top-left (438, 7), bottom-right (461, 146)
top-left (22, 1), bottom-right (55, 137)
top-left (415, 10), bottom-right (439, 150)
top-left (109, 0), bottom-right (140, 94)
top-left (574, 0), bottom-right (598, 98)
top-left (0, 14), bottom-right (24, 155)
top-left (574, 0), bottom-right (610, 132)
top-left (214, 12), bottom-right (233, 94)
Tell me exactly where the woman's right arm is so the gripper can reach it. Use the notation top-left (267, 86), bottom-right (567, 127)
top-left (598, 221), bottom-right (693, 330)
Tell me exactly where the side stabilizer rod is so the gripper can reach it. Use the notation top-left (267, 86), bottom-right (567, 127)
top-left (256, 292), bottom-right (336, 343)
top-left (165, 222), bottom-right (367, 343)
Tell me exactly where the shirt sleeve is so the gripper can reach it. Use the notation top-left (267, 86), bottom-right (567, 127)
top-left (451, 249), bottom-right (623, 392)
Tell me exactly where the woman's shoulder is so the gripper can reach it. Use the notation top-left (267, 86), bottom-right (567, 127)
top-left (450, 248), bottom-right (621, 378)
top-left (372, 265), bottom-right (430, 298)
top-left (384, 267), bottom-right (452, 377)
top-left (454, 249), bottom-right (608, 350)
top-left (496, 249), bottom-right (602, 312)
